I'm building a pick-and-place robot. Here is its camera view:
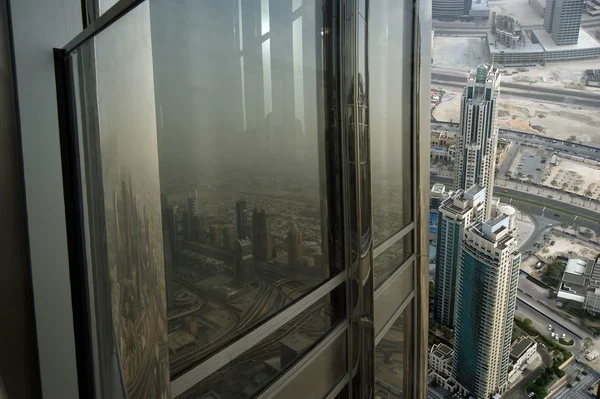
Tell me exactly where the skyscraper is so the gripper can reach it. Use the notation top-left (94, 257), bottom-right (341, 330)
top-left (234, 238), bottom-right (255, 288)
top-left (453, 65), bottom-right (501, 219)
top-left (187, 189), bottom-right (199, 239)
top-left (287, 224), bottom-right (303, 269)
top-left (432, 0), bottom-right (471, 18)
top-left (161, 200), bottom-right (177, 308)
top-left (235, 199), bottom-right (248, 240)
top-left (251, 208), bottom-right (272, 261)
top-left (453, 214), bottom-right (521, 398)
top-left (434, 184), bottom-right (485, 328)
top-left (544, 0), bottom-right (584, 45)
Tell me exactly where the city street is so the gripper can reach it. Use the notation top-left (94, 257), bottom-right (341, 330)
top-left (515, 296), bottom-right (582, 348)
top-left (431, 175), bottom-right (600, 232)
top-left (504, 347), bottom-right (553, 399)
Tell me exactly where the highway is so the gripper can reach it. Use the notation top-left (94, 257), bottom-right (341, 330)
top-left (432, 121), bottom-right (600, 161)
top-left (431, 176), bottom-right (600, 232)
top-left (432, 72), bottom-right (600, 109)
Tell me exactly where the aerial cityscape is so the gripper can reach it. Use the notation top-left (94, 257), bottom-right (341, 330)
top-left (428, 0), bottom-right (600, 397)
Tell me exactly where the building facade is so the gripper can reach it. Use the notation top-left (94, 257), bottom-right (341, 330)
top-left (453, 214), bottom-right (521, 398)
top-left (2, 0), bottom-right (432, 398)
top-left (434, 185), bottom-right (486, 328)
top-left (545, 0), bottom-right (585, 45)
top-left (453, 65), bottom-right (501, 220)
top-left (428, 344), bottom-right (458, 391)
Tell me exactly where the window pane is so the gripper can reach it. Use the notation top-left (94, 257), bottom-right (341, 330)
top-left (179, 295), bottom-right (339, 398)
top-left (149, 0), bottom-right (331, 378)
top-left (376, 303), bottom-right (411, 398)
top-left (70, 0), bottom-right (334, 387)
top-left (369, 0), bottom-right (414, 246)
top-left (374, 234), bottom-right (413, 288)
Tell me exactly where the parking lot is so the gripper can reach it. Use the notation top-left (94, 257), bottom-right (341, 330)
top-left (507, 145), bottom-right (550, 183)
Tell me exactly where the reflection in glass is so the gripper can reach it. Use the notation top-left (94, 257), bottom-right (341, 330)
top-left (180, 297), bottom-right (337, 398)
top-left (374, 235), bottom-right (413, 288)
top-left (375, 307), bottom-right (408, 398)
top-left (70, 3), bottom-right (170, 397)
top-left (149, 0), bottom-right (331, 377)
top-left (369, 0), bottom-right (414, 245)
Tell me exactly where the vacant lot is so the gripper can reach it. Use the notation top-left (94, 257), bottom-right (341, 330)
top-left (537, 234), bottom-right (598, 262)
top-left (545, 159), bottom-right (600, 197)
top-left (432, 86), bottom-right (600, 145)
top-left (432, 36), bottom-right (487, 72)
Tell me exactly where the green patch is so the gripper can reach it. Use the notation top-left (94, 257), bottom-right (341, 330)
top-left (559, 337), bottom-right (574, 346)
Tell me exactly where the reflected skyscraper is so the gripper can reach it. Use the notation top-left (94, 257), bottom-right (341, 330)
top-left (234, 238), bottom-right (255, 288)
top-left (161, 197), bottom-right (177, 308)
top-left (251, 208), bottom-right (272, 261)
top-left (187, 189), bottom-right (199, 239)
top-left (236, 199), bottom-right (248, 240)
top-left (287, 224), bottom-right (303, 269)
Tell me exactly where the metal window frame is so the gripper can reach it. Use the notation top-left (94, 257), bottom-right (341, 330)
top-left (171, 272), bottom-right (346, 397)
top-left (257, 320), bottom-right (349, 399)
top-left (373, 222), bottom-right (414, 259)
top-left (46, 0), bottom-right (432, 397)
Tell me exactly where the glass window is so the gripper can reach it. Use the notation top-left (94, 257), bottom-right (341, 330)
top-left (375, 303), bottom-right (411, 398)
top-left (150, 0), bottom-right (331, 378)
top-left (373, 234), bottom-right (413, 288)
top-left (69, 0), bottom-right (335, 388)
top-left (369, 0), bottom-right (414, 247)
top-left (179, 295), bottom-right (339, 398)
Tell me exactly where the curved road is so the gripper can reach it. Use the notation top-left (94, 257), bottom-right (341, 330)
top-left (431, 176), bottom-right (600, 232)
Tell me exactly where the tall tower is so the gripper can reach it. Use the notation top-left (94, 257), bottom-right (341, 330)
top-left (434, 184), bottom-right (485, 328)
top-left (187, 189), bottom-right (199, 239)
top-left (287, 224), bottom-right (303, 268)
top-left (545, 0), bottom-right (584, 45)
top-left (234, 238), bottom-right (255, 288)
top-left (161, 198), bottom-right (177, 308)
top-left (251, 208), bottom-right (273, 261)
top-left (236, 199), bottom-right (248, 240)
top-left (454, 65), bottom-right (501, 219)
top-left (452, 214), bottom-right (521, 398)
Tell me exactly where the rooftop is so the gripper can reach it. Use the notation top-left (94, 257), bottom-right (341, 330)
top-left (533, 28), bottom-right (600, 52)
top-left (281, 333), bottom-right (312, 353)
top-left (431, 343), bottom-right (453, 360)
top-left (510, 336), bottom-right (536, 360)
top-left (464, 183), bottom-right (485, 198)
top-left (432, 183), bottom-right (446, 194)
top-left (565, 258), bottom-right (587, 276)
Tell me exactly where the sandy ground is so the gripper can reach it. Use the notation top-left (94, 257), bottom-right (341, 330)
top-left (488, 0), bottom-right (545, 26)
top-left (537, 234), bottom-right (598, 262)
top-left (432, 86), bottom-right (600, 144)
top-left (545, 159), bottom-right (600, 196)
top-left (520, 255), bottom-right (541, 274)
top-left (432, 36), bottom-right (488, 72)
top-left (504, 59), bottom-right (600, 92)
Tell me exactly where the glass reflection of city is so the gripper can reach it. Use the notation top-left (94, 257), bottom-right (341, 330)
top-left (143, 0), bottom-right (413, 395)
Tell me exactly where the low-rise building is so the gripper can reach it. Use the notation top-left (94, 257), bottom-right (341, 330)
top-left (428, 343), bottom-right (458, 392)
top-left (508, 337), bottom-right (537, 383)
top-left (557, 256), bottom-right (600, 316)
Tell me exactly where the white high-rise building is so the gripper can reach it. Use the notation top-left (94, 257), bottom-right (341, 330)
top-left (454, 65), bottom-right (501, 219)
top-left (452, 214), bottom-right (521, 398)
